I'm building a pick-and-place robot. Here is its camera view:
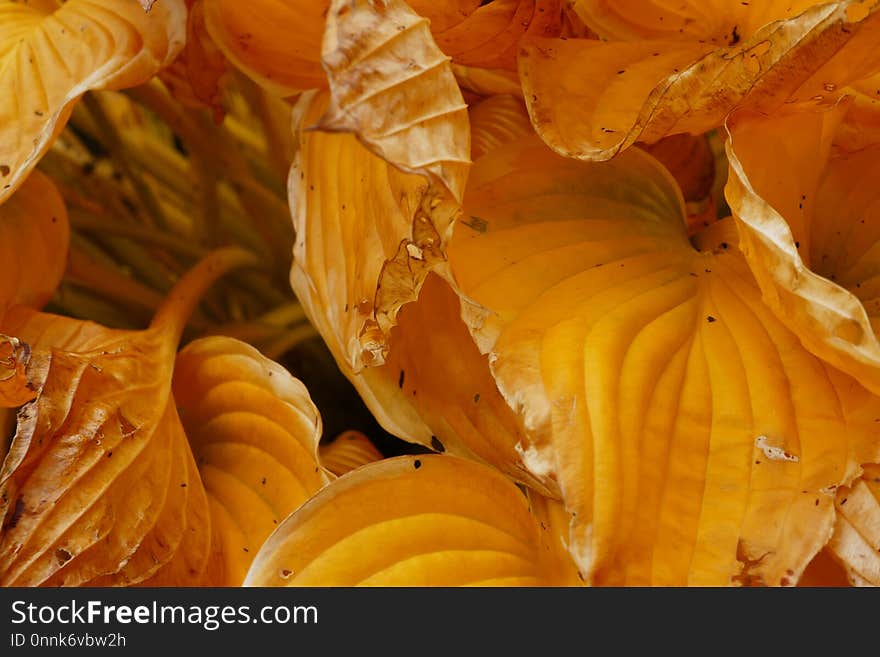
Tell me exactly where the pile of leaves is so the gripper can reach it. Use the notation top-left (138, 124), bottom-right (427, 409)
top-left (2, 0), bottom-right (880, 587)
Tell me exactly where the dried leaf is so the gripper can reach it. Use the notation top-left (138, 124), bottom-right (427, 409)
top-left (320, 0), bottom-right (471, 202)
top-left (245, 455), bottom-right (572, 586)
top-left (173, 336), bottom-right (330, 586)
top-left (726, 103), bottom-right (880, 394)
top-left (0, 171), bottom-right (69, 314)
top-left (290, 91), bottom-right (552, 493)
top-left (0, 336), bottom-right (34, 408)
top-left (0, 0), bottom-right (186, 204)
top-left (0, 249), bottom-right (253, 586)
top-left (320, 431), bottom-right (383, 477)
top-left (469, 94), bottom-right (534, 161)
top-left (520, 1), bottom-right (880, 161)
top-left (827, 464), bottom-right (880, 585)
top-left (448, 134), bottom-right (880, 584)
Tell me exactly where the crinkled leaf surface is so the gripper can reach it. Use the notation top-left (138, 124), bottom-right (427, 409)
top-left (245, 455), bottom-right (572, 586)
top-left (0, 0), bottom-right (186, 204)
top-left (520, 0), bottom-right (880, 161)
top-left (0, 170), bottom-right (69, 314)
top-left (827, 464), bottom-right (880, 585)
top-left (0, 250), bottom-right (251, 586)
top-left (448, 135), bottom-right (880, 585)
top-left (726, 103), bottom-right (880, 395)
top-left (320, 430), bottom-right (383, 477)
top-left (173, 336), bottom-right (329, 586)
top-left (320, 0), bottom-right (470, 202)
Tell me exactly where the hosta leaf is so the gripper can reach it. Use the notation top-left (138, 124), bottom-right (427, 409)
top-left (448, 135), bottom-right (880, 585)
top-left (172, 336), bottom-right (330, 586)
top-left (433, 0), bottom-right (564, 72)
top-left (0, 0), bottom-right (186, 204)
top-left (320, 431), bottom-right (383, 477)
top-left (469, 94), bottom-right (534, 161)
top-left (827, 464), bottom-right (880, 585)
top-left (201, 0), bottom-right (326, 97)
top-left (320, 0), bottom-right (470, 202)
top-left (0, 249), bottom-right (252, 586)
top-left (290, 91), bottom-right (552, 493)
top-left (572, 0), bottom-right (823, 42)
top-left (0, 171), bottom-right (69, 314)
top-left (159, 0), bottom-right (227, 119)
top-left (245, 455), bottom-right (572, 587)
top-left (0, 336), bottom-right (34, 408)
top-left (726, 103), bottom-right (880, 394)
top-left (520, 0), bottom-right (880, 161)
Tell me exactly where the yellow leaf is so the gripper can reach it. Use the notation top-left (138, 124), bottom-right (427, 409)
top-left (827, 465), bottom-right (880, 585)
top-left (447, 134), bottom-right (880, 585)
top-left (0, 249), bottom-right (253, 586)
top-left (245, 455), bottom-right (572, 587)
top-left (0, 0), bottom-right (186, 204)
top-left (469, 94), bottom-right (534, 161)
top-left (319, 0), bottom-right (470, 202)
top-left (726, 103), bottom-right (880, 394)
top-left (520, 1), bottom-right (880, 161)
top-left (320, 431), bottom-right (383, 477)
top-left (201, 0), bottom-right (326, 97)
top-left (433, 0), bottom-right (565, 72)
top-left (172, 336), bottom-right (330, 586)
top-left (0, 171), bottom-right (69, 316)
top-left (572, 0), bottom-right (823, 42)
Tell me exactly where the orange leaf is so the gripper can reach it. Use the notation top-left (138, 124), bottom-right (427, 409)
top-left (320, 431), bottom-right (383, 477)
top-left (726, 102), bottom-right (880, 394)
top-left (827, 465), bottom-right (880, 585)
top-left (245, 455), bottom-right (577, 586)
top-left (173, 336), bottom-right (330, 585)
top-left (0, 171), bottom-right (69, 315)
top-left (0, 0), bottom-right (186, 204)
top-left (319, 0), bottom-right (470, 202)
top-left (0, 249), bottom-right (253, 586)
top-left (445, 134), bottom-right (880, 584)
top-left (520, 1), bottom-right (880, 161)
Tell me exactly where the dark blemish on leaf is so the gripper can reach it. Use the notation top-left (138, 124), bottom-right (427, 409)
top-left (413, 459), bottom-right (422, 469)
top-left (243, 547), bottom-right (249, 553)
top-left (55, 548), bottom-right (72, 565)
top-left (840, 497), bottom-right (847, 506)
top-left (706, 316), bottom-right (716, 323)
top-left (0, 165), bottom-right (9, 177)
top-left (107, 451), bottom-right (113, 458)
top-left (180, 482), bottom-right (187, 488)
top-left (398, 369), bottom-right (405, 389)
top-left (261, 477), bottom-right (267, 485)
top-left (729, 25), bottom-right (741, 45)
top-left (431, 436), bottom-right (445, 452)
top-left (463, 216), bottom-right (488, 233)
top-left (473, 393), bottom-right (481, 403)
top-left (6, 497), bottom-right (25, 529)
top-left (815, 499), bottom-right (820, 506)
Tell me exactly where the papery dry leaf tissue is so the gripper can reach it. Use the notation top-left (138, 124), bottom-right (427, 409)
top-left (2, 0), bottom-right (880, 590)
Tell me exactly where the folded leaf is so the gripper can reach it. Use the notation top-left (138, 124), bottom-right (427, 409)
top-left (827, 464), bottom-right (880, 585)
top-left (448, 135), bottom-right (880, 585)
top-left (0, 336), bottom-right (34, 408)
top-left (433, 0), bottom-right (564, 72)
top-left (320, 431), bottom-right (383, 477)
top-left (469, 95), bottom-right (534, 161)
top-left (0, 249), bottom-right (252, 586)
top-left (726, 103), bottom-right (880, 394)
top-left (320, 0), bottom-right (471, 202)
top-left (201, 0), bottom-right (326, 97)
top-left (0, 0), bottom-right (186, 204)
top-left (520, 1), bottom-right (880, 161)
top-left (572, 0), bottom-right (823, 42)
top-left (173, 336), bottom-right (329, 586)
top-left (245, 455), bottom-right (572, 586)
top-left (0, 171), bottom-right (69, 315)
top-left (159, 0), bottom-right (227, 120)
